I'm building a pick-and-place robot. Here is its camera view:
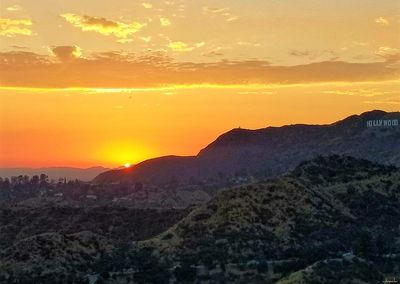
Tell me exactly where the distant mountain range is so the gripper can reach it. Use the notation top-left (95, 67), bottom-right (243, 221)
top-left (94, 110), bottom-right (400, 185)
top-left (0, 166), bottom-right (109, 181)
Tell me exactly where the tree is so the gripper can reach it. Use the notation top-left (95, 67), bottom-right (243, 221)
top-left (354, 230), bottom-right (373, 257)
top-left (96, 276), bottom-right (106, 284)
top-left (2, 178), bottom-right (10, 189)
top-left (135, 182), bottom-right (143, 191)
top-left (174, 263), bottom-right (196, 283)
top-left (40, 174), bottom-right (49, 186)
top-left (31, 175), bottom-right (40, 186)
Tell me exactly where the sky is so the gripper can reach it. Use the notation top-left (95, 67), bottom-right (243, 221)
top-left (0, 0), bottom-right (399, 168)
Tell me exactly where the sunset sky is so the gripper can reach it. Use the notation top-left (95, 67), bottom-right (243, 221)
top-left (0, 0), bottom-right (399, 168)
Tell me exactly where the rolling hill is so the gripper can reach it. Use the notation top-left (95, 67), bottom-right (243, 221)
top-left (1, 156), bottom-right (399, 283)
top-left (139, 155), bottom-right (400, 282)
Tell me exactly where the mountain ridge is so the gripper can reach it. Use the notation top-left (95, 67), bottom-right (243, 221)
top-left (94, 110), bottom-right (400, 185)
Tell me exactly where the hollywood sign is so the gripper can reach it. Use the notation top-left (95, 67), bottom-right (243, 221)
top-left (367, 119), bottom-right (399, 127)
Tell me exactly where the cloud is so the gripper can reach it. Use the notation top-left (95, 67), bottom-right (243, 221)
top-left (160, 17), bottom-right (171, 26)
top-left (6, 5), bottom-right (22, 12)
top-left (60, 13), bottom-right (145, 39)
top-left (11, 45), bottom-right (29, 50)
top-left (50, 46), bottom-right (82, 62)
top-left (203, 6), bottom-right (238, 22)
top-left (195, 42), bottom-right (205, 48)
top-left (140, 36), bottom-right (152, 42)
top-left (375, 46), bottom-right (400, 62)
top-left (226, 17), bottom-right (238, 22)
top-left (322, 88), bottom-right (393, 97)
top-left (0, 51), bottom-right (399, 88)
top-left (375, 46), bottom-right (398, 56)
top-left (168, 41), bottom-right (194, 52)
top-left (0, 18), bottom-right (32, 37)
top-left (237, 41), bottom-right (261, 47)
top-left (375, 16), bottom-right (389, 26)
top-left (142, 2), bottom-right (153, 9)
top-left (167, 41), bottom-right (204, 52)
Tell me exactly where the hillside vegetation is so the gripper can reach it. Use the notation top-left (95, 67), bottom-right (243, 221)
top-left (1, 156), bottom-right (399, 283)
top-left (141, 156), bottom-right (400, 283)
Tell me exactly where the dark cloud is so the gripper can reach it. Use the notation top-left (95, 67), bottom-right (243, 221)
top-left (50, 46), bottom-right (81, 62)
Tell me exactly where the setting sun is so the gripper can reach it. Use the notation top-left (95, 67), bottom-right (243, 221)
top-left (91, 141), bottom-right (156, 168)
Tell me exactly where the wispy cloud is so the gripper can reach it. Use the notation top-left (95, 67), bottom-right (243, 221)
top-left (142, 2), bottom-right (153, 9)
top-left (140, 36), bottom-right (152, 42)
top-left (323, 88), bottom-right (394, 97)
top-left (60, 13), bottom-right (145, 39)
top-left (203, 6), bottom-right (239, 22)
top-left (168, 41), bottom-right (194, 52)
top-left (375, 46), bottom-right (399, 62)
top-left (237, 41), bottom-right (261, 47)
top-left (11, 45), bottom-right (29, 50)
top-left (6, 5), bottom-right (22, 12)
top-left (375, 16), bottom-right (389, 26)
top-left (160, 17), bottom-right (171, 26)
top-left (0, 18), bottom-right (32, 37)
top-left (167, 41), bottom-right (204, 52)
top-left (226, 16), bottom-right (238, 22)
top-left (195, 42), bottom-right (205, 48)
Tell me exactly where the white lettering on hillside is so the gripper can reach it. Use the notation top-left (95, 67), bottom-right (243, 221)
top-left (366, 119), bottom-right (399, 127)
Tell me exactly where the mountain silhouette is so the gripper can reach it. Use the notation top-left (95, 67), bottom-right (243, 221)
top-left (93, 110), bottom-right (400, 184)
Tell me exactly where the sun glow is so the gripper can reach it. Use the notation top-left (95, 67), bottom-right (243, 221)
top-left (95, 142), bottom-right (155, 168)
top-left (1, 79), bottom-right (399, 168)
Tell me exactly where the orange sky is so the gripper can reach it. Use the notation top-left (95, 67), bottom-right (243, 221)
top-left (0, 0), bottom-right (399, 168)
